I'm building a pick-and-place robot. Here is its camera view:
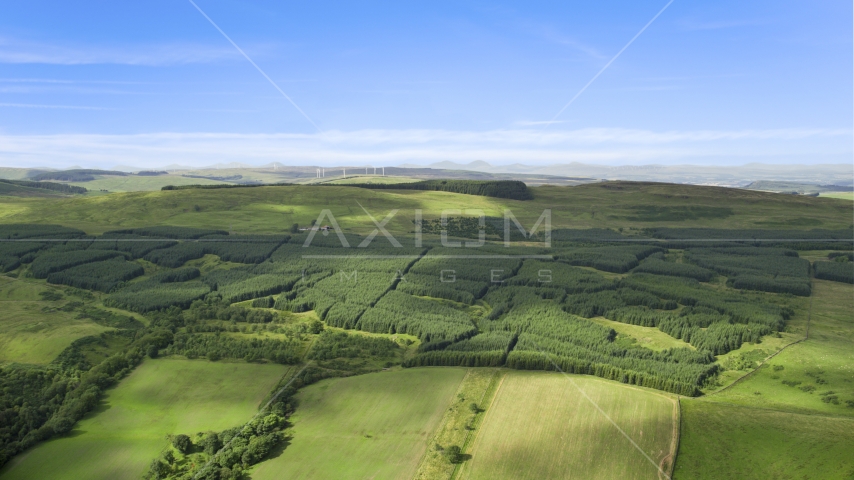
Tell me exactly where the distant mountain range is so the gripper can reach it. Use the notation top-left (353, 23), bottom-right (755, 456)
top-left (5, 161), bottom-right (850, 189)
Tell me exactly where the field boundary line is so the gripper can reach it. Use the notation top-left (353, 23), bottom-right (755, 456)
top-left (193, 361), bottom-right (313, 479)
top-left (410, 368), bottom-right (473, 479)
top-left (662, 397), bottom-right (681, 480)
top-left (450, 368), bottom-right (504, 480)
top-left (707, 279), bottom-right (813, 397)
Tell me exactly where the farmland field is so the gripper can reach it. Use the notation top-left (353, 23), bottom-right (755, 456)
top-left (252, 368), bottom-right (465, 480)
top-left (0, 359), bottom-right (286, 480)
top-left (674, 400), bottom-right (854, 479)
top-left (458, 370), bottom-right (677, 480)
top-left (251, 368), bottom-right (466, 480)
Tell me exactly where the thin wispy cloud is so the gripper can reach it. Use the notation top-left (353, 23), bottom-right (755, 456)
top-left (0, 37), bottom-right (240, 65)
top-left (0, 102), bottom-right (110, 110)
top-left (678, 18), bottom-right (770, 31)
top-left (0, 127), bottom-right (847, 169)
top-left (514, 120), bottom-right (565, 126)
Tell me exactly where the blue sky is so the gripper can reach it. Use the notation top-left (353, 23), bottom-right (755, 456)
top-left (0, 0), bottom-right (850, 169)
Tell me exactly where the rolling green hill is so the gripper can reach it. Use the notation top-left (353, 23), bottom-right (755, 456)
top-left (0, 181), bottom-right (850, 234)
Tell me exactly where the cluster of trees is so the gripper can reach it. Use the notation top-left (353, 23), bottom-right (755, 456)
top-left (408, 255), bottom-right (521, 283)
top-left (46, 258), bottom-right (144, 292)
top-left (651, 228), bottom-right (854, 251)
top-left (404, 332), bottom-right (515, 367)
top-left (144, 242), bottom-right (207, 267)
top-left (730, 275), bottom-right (811, 296)
top-left (30, 249), bottom-right (125, 278)
top-left (0, 179), bottom-right (87, 194)
top-left (163, 332), bottom-right (301, 364)
top-left (151, 266), bottom-right (201, 283)
top-left (621, 274), bottom-right (789, 330)
top-left (396, 273), bottom-right (488, 304)
top-left (161, 182), bottom-right (293, 191)
top-left (0, 241), bottom-right (47, 272)
top-left (213, 273), bottom-right (301, 304)
top-left (828, 251), bottom-right (853, 261)
top-left (684, 248), bottom-right (811, 295)
top-left (285, 271), bottom-right (399, 324)
top-left (504, 348), bottom-right (704, 396)
top-left (351, 179), bottom-right (534, 200)
top-left (31, 169), bottom-right (126, 182)
top-left (357, 291), bottom-right (477, 343)
top-left (307, 331), bottom-right (400, 361)
top-left (109, 226), bottom-right (228, 239)
top-left (89, 234), bottom-right (177, 258)
top-left (106, 281), bottom-right (211, 313)
top-left (558, 245), bottom-right (662, 273)
top-left (814, 260), bottom-right (854, 284)
top-left (0, 365), bottom-right (70, 466)
top-left (0, 224), bottom-right (86, 240)
top-left (507, 261), bottom-right (613, 294)
top-left (563, 288), bottom-right (676, 317)
top-left (182, 300), bottom-right (278, 324)
top-left (632, 258), bottom-right (715, 281)
top-left (415, 216), bottom-right (501, 239)
top-left (141, 236), bottom-right (287, 268)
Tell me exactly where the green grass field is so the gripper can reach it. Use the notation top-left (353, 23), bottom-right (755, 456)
top-left (819, 191), bottom-right (854, 201)
top-left (250, 368), bottom-right (466, 480)
top-left (0, 277), bottom-right (111, 364)
top-left (0, 182), bottom-right (850, 235)
top-left (589, 316), bottom-right (694, 351)
top-left (674, 400), bottom-right (854, 479)
top-left (70, 174), bottom-right (229, 193)
top-left (705, 279), bottom-right (854, 416)
top-left (0, 359), bottom-right (286, 480)
top-left (458, 370), bottom-right (677, 480)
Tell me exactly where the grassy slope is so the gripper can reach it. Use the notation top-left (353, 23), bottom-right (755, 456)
top-left (459, 370), bottom-right (677, 480)
top-left (0, 359), bottom-right (286, 480)
top-left (705, 279), bottom-right (854, 416)
top-left (251, 368), bottom-right (466, 480)
top-left (71, 175), bottom-right (228, 192)
top-left (675, 278), bottom-right (854, 479)
top-left (820, 192), bottom-right (854, 201)
top-left (674, 401), bottom-right (854, 480)
top-left (0, 277), bottom-right (111, 364)
top-left (589, 316), bottom-right (695, 351)
top-left (0, 181), bottom-right (850, 235)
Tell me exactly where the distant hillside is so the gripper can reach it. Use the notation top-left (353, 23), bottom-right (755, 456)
top-left (745, 180), bottom-right (854, 195)
top-left (0, 179), bottom-right (87, 196)
top-left (32, 169), bottom-right (128, 182)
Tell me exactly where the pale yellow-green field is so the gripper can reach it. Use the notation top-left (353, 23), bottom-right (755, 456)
top-left (589, 316), bottom-right (694, 351)
top-left (458, 370), bottom-right (677, 480)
